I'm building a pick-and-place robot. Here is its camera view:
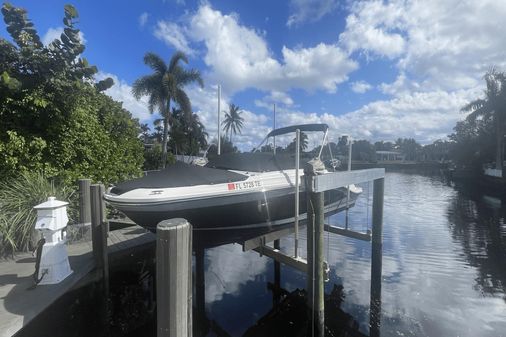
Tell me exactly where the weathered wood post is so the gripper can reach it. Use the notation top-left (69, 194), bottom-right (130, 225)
top-left (157, 218), bottom-right (192, 337)
top-left (304, 161), bottom-right (325, 337)
top-left (195, 248), bottom-right (207, 335)
top-left (90, 184), bottom-right (109, 282)
top-left (273, 239), bottom-right (281, 305)
top-left (370, 177), bottom-right (384, 337)
top-left (78, 179), bottom-right (91, 228)
top-left (90, 183), bottom-right (110, 329)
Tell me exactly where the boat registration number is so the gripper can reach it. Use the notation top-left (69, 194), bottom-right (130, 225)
top-left (227, 180), bottom-right (262, 191)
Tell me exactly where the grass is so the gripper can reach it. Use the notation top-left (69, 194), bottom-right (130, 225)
top-left (0, 171), bottom-right (77, 256)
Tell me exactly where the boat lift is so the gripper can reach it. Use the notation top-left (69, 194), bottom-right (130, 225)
top-left (241, 130), bottom-right (385, 337)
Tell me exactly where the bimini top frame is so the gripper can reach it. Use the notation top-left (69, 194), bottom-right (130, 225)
top-left (253, 123), bottom-right (329, 157)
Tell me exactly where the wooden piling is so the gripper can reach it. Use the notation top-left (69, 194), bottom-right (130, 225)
top-left (273, 239), bottom-right (281, 304)
top-left (195, 248), bottom-right (206, 335)
top-left (156, 218), bottom-right (192, 337)
top-left (78, 179), bottom-right (91, 226)
top-left (305, 163), bottom-right (325, 337)
top-left (90, 184), bottom-right (108, 276)
top-left (90, 183), bottom-right (110, 329)
top-left (370, 178), bottom-right (384, 337)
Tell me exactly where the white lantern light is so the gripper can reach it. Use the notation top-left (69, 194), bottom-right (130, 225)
top-left (33, 197), bottom-right (73, 284)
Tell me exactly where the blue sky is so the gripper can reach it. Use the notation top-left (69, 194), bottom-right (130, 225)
top-left (2, 0), bottom-right (506, 150)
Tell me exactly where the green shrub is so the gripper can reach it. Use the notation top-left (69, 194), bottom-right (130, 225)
top-left (143, 144), bottom-right (176, 171)
top-left (0, 171), bottom-right (77, 256)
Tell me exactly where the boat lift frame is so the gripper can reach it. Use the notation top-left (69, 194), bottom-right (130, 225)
top-left (241, 167), bottom-right (385, 337)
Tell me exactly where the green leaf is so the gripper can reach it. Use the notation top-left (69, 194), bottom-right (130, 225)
top-left (64, 4), bottom-right (78, 20)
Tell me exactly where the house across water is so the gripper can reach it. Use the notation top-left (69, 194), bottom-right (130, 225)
top-left (376, 150), bottom-right (405, 162)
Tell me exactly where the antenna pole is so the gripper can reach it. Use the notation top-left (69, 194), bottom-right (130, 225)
top-left (294, 129), bottom-right (300, 257)
top-left (346, 136), bottom-right (352, 229)
top-left (217, 85), bottom-right (221, 155)
top-left (273, 103), bottom-right (276, 154)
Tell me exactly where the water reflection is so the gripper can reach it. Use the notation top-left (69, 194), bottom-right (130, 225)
top-left (194, 244), bottom-right (369, 337)
top-left (446, 187), bottom-right (506, 299)
top-left (195, 172), bottom-right (506, 337)
top-left (204, 244), bottom-right (269, 304)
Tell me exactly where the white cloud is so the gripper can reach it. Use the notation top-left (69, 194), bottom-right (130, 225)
top-left (339, 0), bottom-right (506, 92)
top-left (333, 89), bottom-right (481, 143)
top-left (42, 27), bottom-right (86, 46)
top-left (269, 91), bottom-right (294, 106)
top-left (154, 21), bottom-right (195, 56)
top-left (190, 86), bottom-right (480, 150)
top-left (255, 91), bottom-right (294, 109)
top-left (205, 244), bottom-right (268, 303)
top-left (146, 1), bottom-right (506, 147)
top-left (96, 71), bottom-right (153, 123)
top-left (264, 86), bottom-right (481, 145)
top-left (42, 27), bottom-right (63, 46)
top-left (138, 12), bottom-right (149, 28)
top-left (287, 0), bottom-right (339, 27)
top-left (339, 1), bottom-right (406, 59)
top-left (184, 4), bottom-right (357, 94)
top-left (327, 0), bottom-right (506, 144)
top-left (350, 80), bottom-right (372, 94)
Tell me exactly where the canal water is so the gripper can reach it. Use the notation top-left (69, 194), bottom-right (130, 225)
top-left (18, 172), bottom-right (506, 337)
top-left (197, 172), bottom-right (506, 337)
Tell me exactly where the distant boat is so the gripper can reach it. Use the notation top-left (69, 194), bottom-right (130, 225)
top-left (104, 124), bottom-right (361, 232)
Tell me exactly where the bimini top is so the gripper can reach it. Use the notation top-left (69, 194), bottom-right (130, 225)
top-left (266, 123), bottom-right (328, 138)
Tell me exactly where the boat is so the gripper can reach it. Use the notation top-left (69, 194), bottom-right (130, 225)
top-left (104, 124), bottom-right (362, 233)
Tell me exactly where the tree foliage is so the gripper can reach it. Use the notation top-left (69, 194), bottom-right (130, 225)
top-left (449, 114), bottom-right (495, 168)
top-left (460, 68), bottom-right (506, 171)
top-left (222, 103), bottom-right (244, 143)
top-left (351, 139), bottom-right (375, 161)
top-left (285, 131), bottom-right (309, 152)
top-left (207, 136), bottom-right (238, 155)
top-left (168, 108), bottom-right (208, 156)
top-left (0, 3), bottom-right (143, 184)
top-left (395, 138), bottom-right (422, 161)
top-left (132, 51), bottom-right (203, 167)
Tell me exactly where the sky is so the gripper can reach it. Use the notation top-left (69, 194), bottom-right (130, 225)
top-left (2, 0), bottom-right (506, 150)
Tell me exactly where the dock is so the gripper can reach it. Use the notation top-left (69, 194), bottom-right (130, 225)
top-left (0, 224), bottom-right (154, 337)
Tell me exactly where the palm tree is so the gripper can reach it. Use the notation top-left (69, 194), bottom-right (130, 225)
top-left (462, 68), bottom-right (506, 171)
top-left (132, 51), bottom-right (203, 168)
top-left (299, 132), bottom-right (308, 151)
top-left (153, 119), bottom-right (164, 143)
top-left (222, 103), bottom-right (244, 143)
top-left (286, 131), bottom-right (308, 152)
top-left (169, 108), bottom-right (208, 155)
top-left (140, 123), bottom-right (150, 143)
top-left (186, 113), bottom-right (208, 154)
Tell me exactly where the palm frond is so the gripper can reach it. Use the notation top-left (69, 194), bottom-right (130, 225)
top-left (461, 98), bottom-right (487, 112)
top-left (168, 51), bottom-right (189, 72)
top-left (143, 52), bottom-right (167, 74)
top-left (174, 88), bottom-right (192, 116)
top-left (132, 74), bottom-right (162, 100)
top-left (162, 73), bottom-right (178, 97)
top-left (177, 68), bottom-right (204, 88)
